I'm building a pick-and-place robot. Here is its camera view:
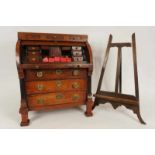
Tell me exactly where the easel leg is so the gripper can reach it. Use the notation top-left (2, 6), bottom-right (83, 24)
top-left (119, 50), bottom-right (122, 93)
top-left (93, 35), bottom-right (112, 110)
top-left (85, 96), bottom-right (93, 117)
top-left (92, 98), bottom-right (99, 110)
top-left (135, 106), bottom-right (146, 124)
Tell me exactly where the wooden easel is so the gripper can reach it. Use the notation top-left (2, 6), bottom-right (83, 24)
top-left (93, 33), bottom-right (146, 124)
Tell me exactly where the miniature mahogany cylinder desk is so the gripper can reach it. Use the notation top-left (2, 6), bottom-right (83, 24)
top-left (16, 32), bottom-right (93, 126)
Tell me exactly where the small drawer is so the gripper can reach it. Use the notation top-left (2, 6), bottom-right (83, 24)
top-left (72, 51), bottom-right (82, 56)
top-left (27, 56), bottom-right (41, 63)
top-left (72, 46), bottom-right (82, 50)
top-left (25, 69), bottom-right (87, 81)
top-left (73, 56), bottom-right (83, 62)
top-left (27, 51), bottom-right (41, 57)
top-left (25, 79), bottom-right (87, 94)
top-left (27, 91), bottom-right (86, 108)
top-left (27, 46), bottom-right (40, 51)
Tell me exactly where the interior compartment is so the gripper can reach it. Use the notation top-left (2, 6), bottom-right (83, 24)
top-left (22, 45), bottom-right (88, 63)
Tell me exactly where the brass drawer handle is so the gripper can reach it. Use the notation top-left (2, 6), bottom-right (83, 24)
top-left (56, 93), bottom-right (63, 100)
top-left (72, 94), bottom-right (80, 101)
top-left (56, 81), bottom-right (62, 88)
top-left (72, 82), bottom-right (79, 89)
top-left (37, 98), bottom-right (44, 104)
top-left (32, 58), bottom-right (36, 61)
top-left (56, 69), bottom-right (63, 75)
top-left (36, 84), bottom-right (44, 91)
top-left (32, 52), bottom-right (36, 55)
top-left (73, 70), bottom-right (80, 76)
top-left (35, 65), bottom-right (40, 69)
top-left (36, 71), bottom-right (43, 78)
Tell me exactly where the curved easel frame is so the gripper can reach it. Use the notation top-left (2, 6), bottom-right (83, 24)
top-left (93, 33), bottom-right (146, 124)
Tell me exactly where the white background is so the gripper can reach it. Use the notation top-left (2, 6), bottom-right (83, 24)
top-left (0, 26), bottom-right (155, 128)
top-left (0, 1), bottom-right (155, 155)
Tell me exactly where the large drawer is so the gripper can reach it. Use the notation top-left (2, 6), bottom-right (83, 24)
top-left (25, 69), bottom-right (87, 81)
top-left (25, 79), bottom-right (87, 95)
top-left (27, 91), bottom-right (86, 108)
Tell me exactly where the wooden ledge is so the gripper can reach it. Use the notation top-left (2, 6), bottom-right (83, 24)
top-left (94, 91), bottom-right (138, 105)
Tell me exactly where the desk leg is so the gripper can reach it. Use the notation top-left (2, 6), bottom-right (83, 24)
top-left (19, 100), bottom-right (29, 126)
top-left (85, 96), bottom-right (93, 117)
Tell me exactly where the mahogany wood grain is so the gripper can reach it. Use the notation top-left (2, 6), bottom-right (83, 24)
top-left (29, 102), bottom-right (85, 111)
top-left (16, 32), bottom-right (93, 126)
top-left (25, 79), bottom-right (87, 94)
top-left (25, 69), bottom-right (87, 81)
top-left (18, 32), bottom-right (88, 42)
top-left (21, 41), bottom-right (86, 47)
top-left (27, 91), bottom-right (86, 108)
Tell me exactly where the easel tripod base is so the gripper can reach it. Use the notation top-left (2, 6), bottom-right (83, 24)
top-left (93, 91), bottom-right (146, 124)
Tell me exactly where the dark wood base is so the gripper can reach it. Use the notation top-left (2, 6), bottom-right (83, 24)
top-left (19, 100), bottom-right (94, 126)
top-left (112, 102), bottom-right (146, 124)
top-left (93, 99), bottom-right (146, 124)
top-left (132, 105), bottom-right (146, 124)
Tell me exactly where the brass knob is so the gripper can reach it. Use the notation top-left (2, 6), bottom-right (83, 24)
top-left (37, 98), bottom-right (44, 104)
top-left (56, 69), bottom-right (63, 75)
top-left (32, 58), bottom-right (36, 61)
top-left (72, 94), bottom-right (79, 101)
top-left (73, 70), bottom-right (79, 76)
top-left (72, 82), bottom-right (79, 89)
top-left (56, 81), bottom-right (62, 88)
top-left (36, 84), bottom-right (44, 91)
top-left (56, 93), bottom-right (63, 100)
top-left (32, 52), bottom-right (36, 55)
top-left (35, 65), bottom-right (40, 69)
top-left (36, 71), bottom-right (43, 78)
